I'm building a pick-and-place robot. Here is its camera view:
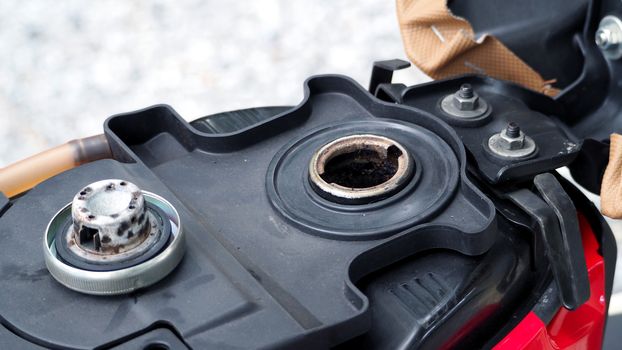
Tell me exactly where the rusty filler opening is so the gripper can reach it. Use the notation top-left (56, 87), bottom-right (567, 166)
top-left (309, 134), bottom-right (414, 204)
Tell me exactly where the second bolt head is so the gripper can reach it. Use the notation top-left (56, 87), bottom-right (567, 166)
top-left (498, 130), bottom-right (525, 150)
top-left (453, 93), bottom-right (479, 111)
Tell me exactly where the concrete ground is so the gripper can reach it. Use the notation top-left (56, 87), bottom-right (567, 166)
top-left (1, 1), bottom-right (621, 345)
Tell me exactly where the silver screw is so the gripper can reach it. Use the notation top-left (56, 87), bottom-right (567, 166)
top-left (458, 84), bottom-right (474, 98)
top-left (596, 16), bottom-right (622, 59)
top-left (504, 122), bottom-right (521, 138)
top-left (596, 28), bottom-right (613, 49)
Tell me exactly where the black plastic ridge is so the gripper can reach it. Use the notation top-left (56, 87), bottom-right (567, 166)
top-left (368, 59), bottom-right (411, 96)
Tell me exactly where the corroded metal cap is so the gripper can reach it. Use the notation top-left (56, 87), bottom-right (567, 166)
top-left (69, 180), bottom-right (157, 263)
top-left (44, 179), bottom-right (185, 295)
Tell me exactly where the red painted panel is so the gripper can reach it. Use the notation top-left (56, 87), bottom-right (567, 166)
top-left (494, 213), bottom-right (606, 350)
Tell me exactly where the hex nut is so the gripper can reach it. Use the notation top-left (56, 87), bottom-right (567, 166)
top-left (453, 94), bottom-right (479, 111)
top-left (498, 130), bottom-right (525, 150)
top-left (488, 131), bottom-right (537, 159)
top-left (440, 88), bottom-right (489, 120)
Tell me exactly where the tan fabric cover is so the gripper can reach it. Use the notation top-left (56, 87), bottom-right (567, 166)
top-left (601, 134), bottom-right (622, 218)
top-left (396, 0), bottom-right (559, 96)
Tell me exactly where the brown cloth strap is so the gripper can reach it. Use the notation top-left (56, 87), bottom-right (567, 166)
top-left (396, 0), bottom-right (559, 96)
top-left (601, 134), bottom-right (622, 218)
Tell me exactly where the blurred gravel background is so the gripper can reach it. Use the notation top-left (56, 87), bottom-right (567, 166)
top-left (0, 0), bottom-right (427, 165)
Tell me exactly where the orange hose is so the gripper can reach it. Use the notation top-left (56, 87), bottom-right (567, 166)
top-left (0, 134), bottom-right (112, 198)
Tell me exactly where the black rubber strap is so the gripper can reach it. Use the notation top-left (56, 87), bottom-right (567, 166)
top-left (507, 173), bottom-right (589, 310)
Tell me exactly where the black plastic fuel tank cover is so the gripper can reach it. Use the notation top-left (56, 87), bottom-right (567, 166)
top-left (0, 75), bottom-right (497, 349)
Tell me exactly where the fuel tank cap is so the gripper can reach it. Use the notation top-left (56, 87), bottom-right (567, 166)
top-left (43, 179), bottom-right (185, 295)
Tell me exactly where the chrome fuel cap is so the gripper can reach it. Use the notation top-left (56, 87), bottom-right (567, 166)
top-left (43, 179), bottom-right (185, 295)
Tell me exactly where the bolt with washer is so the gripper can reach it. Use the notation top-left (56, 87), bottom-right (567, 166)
top-left (453, 84), bottom-right (479, 110)
top-left (596, 16), bottom-right (622, 59)
top-left (440, 83), bottom-right (489, 119)
top-left (498, 122), bottom-right (525, 150)
top-left (488, 122), bottom-right (537, 158)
